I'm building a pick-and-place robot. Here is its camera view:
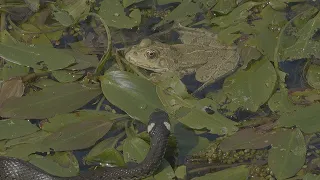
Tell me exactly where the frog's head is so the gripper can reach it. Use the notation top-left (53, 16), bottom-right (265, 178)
top-left (124, 38), bottom-right (173, 72)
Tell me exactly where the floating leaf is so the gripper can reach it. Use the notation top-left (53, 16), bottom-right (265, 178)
top-left (212, 0), bottom-right (237, 14)
top-left (268, 129), bottom-right (306, 179)
top-left (0, 62), bottom-right (29, 81)
top-left (100, 71), bottom-right (164, 124)
top-left (123, 136), bottom-right (149, 163)
top-left (306, 64), bottom-right (320, 89)
top-left (98, 0), bottom-right (141, 29)
top-left (153, 0), bottom-right (202, 28)
top-left (268, 89), bottom-right (300, 115)
top-left (303, 173), bottom-right (320, 180)
top-left (84, 133), bottom-right (125, 166)
top-left (278, 103), bottom-right (320, 133)
top-left (29, 152), bottom-right (79, 177)
top-left (42, 118), bottom-right (113, 151)
top-left (219, 128), bottom-right (279, 151)
top-left (178, 98), bottom-right (238, 135)
top-left (0, 83), bottom-right (101, 119)
top-left (42, 110), bottom-right (123, 132)
top-left (222, 59), bottom-right (277, 112)
top-left (211, 2), bottom-right (263, 28)
top-left (0, 42), bottom-right (76, 70)
top-left (0, 78), bottom-right (24, 107)
top-left (0, 119), bottom-right (39, 140)
top-left (192, 165), bottom-right (249, 180)
top-left (283, 11), bottom-right (320, 60)
top-left (51, 70), bottom-right (85, 83)
top-left (175, 165), bottom-right (187, 179)
top-left (4, 131), bottom-right (51, 160)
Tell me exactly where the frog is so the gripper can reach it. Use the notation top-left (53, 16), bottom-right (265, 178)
top-left (124, 25), bottom-right (241, 85)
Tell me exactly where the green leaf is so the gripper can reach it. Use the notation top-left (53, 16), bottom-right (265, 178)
top-left (98, 0), bottom-right (141, 29)
top-left (123, 136), bottom-right (149, 163)
top-left (212, 0), bottom-right (237, 14)
top-left (0, 78), bottom-right (25, 106)
top-left (175, 165), bottom-right (187, 179)
top-left (51, 70), bottom-right (85, 83)
top-left (211, 2), bottom-right (264, 28)
top-left (219, 129), bottom-right (280, 151)
top-left (278, 103), bottom-right (320, 133)
top-left (153, 0), bottom-right (202, 28)
top-left (303, 173), bottom-right (320, 180)
top-left (4, 131), bottom-right (51, 160)
top-left (100, 71), bottom-right (164, 124)
top-left (153, 160), bottom-right (176, 180)
top-left (283, 12), bottom-right (320, 60)
top-left (0, 119), bottom-right (39, 140)
top-left (178, 99), bottom-right (238, 135)
top-left (84, 133), bottom-right (125, 166)
top-left (29, 152), bottom-right (79, 177)
top-left (222, 58), bottom-right (277, 112)
top-left (0, 42), bottom-right (76, 71)
top-left (42, 118), bottom-right (114, 151)
top-left (306, 64), bottom-right (320, 89)
top-left (218, 23), bottom-right (256, 45)
top-left (268, 129), bottom-right (306, 179)
top-left (0, 83), bottom-right (101, 119)
top-left (192, 165), bottom-right (249, 180)
top-left (268, 89), bottom-right (300, 115)
top-left (0, 62), bottom-right (29, 81)
top-left (123, 0), bottom-right (145, 8)
top-left (42, 110), bottom-right (123, 132)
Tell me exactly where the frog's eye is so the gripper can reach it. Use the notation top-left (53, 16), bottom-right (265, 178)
top-left (145, 49), bottom-right (158, 59)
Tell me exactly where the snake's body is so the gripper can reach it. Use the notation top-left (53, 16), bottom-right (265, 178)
top-left (0, 111), bottom-right (171, 180)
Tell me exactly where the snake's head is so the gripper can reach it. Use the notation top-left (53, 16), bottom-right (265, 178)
top-left (147, 109), bottom-right (171, 137)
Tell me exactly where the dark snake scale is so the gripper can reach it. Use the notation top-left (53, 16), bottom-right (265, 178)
top-left (0, 110), bottom-right (171, 180)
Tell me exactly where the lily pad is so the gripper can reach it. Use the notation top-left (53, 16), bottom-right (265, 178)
top-left (100, 71), bottom-right (164, 124)
top-left (0, 83), bottom-right (101, 119)
top-left (268, 128), bottom-right (306, 179)
top-left (0, 62), bottom-right (29, 81)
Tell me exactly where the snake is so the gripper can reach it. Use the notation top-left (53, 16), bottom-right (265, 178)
top-left (0, 110), bottom-right (171, 180)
